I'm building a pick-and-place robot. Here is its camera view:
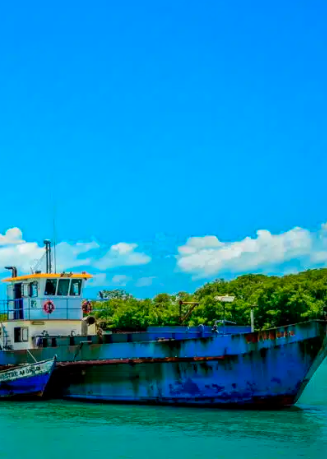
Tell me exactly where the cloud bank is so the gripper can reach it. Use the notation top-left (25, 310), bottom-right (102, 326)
top-left (2, 223), bottom-right (327, 287)
top-left (177, 223), bottom-right (327, 279)
top-left (0, 228), bottom-right (151, 275)
top-left (95, 243), bottom-right (151, 270)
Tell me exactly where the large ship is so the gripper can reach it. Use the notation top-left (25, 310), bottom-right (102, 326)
top-left (0, 240), bottom-right (326, 407)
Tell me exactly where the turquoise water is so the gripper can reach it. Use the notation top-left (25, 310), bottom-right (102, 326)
top-left (0, 362), bottom-right (326, 459)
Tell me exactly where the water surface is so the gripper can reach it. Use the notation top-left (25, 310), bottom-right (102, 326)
top-left (0, 361), bottom-right (326, 459)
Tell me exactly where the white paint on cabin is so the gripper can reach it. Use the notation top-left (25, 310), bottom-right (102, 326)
top-left (5, 276), bottom-right (85, 321)
top-left (0, 320), bottom-right (82, 350)
top-left (0, 272), bottom-right (96, 350)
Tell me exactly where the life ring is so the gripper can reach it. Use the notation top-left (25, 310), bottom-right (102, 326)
top-left (43, 300), bottom-right (55, 314)
top-left (82, 300), bottom-right (92, 314)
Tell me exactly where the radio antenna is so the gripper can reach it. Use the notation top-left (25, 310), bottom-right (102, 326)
top-left (53, 202), bottom-right (57, 274)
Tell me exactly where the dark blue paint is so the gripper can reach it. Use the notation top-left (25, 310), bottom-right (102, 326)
top-left (0, 373), bottom-right (51, 398)
top-left (0, 359), bottom-right (55, 399)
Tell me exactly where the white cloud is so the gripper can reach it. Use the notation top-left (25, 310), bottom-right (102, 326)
top-left (95, 242), bottom-right (151, 270)
top-left (0, 228), bottom-right (151, 276)
top-left (54, 241), bottom-right (100, 271)
top-left (0, 228), bottom-right (24, 246)
top-left (135, 276), bottom-right (156, 287)
top-left (111, 274), bottom-right (131, 286)
top-left (0, 242), bottom-right (45, 273)
top-left (0, 238), bottom-right (99, 274)
top-left (177, 223), bottom-right (327, 279)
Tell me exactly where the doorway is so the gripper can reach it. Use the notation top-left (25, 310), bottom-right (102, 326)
top-left (13, 283), bottom-right (24, 320)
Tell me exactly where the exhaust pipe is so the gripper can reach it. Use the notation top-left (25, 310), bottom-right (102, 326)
top-left (5, 266), bottom-right (17, 278)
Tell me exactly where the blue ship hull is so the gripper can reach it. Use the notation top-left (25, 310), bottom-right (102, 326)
top-left (0, 321), bottom-right (326, 407)
top-left (0, 358), bottom-right (56, 399)
top-left (53, 321), bottom-right (327, 407)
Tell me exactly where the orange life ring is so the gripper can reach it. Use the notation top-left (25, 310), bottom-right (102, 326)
top-left (43, 300), bottom-right (55, 314)
top-left (82, 300), bottom-right (92, 314)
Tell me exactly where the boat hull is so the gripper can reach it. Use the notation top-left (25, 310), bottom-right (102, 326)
top-left (49, 322), bottom-right (327, 407)
top-left (0, 359), bottom-right (55, 399)
top-left (0, 321), bottom-right (326, 407)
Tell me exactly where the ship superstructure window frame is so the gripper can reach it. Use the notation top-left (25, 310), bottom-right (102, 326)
top-left (22, 283), bottom-right (29, 298)
top-left (69, 279), bottom-right (82, 296)
top-left (44, 279), bottom-right (57, 296)
top-left (57, 279), bottom-right (70, 296)
top-left (29, 281), bottom-right (38, 298)
top-left (14, 327), bottom-right (29, 343)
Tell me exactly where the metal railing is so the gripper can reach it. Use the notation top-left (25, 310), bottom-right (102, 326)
top-left (0, 298), bottom-right (85, 321)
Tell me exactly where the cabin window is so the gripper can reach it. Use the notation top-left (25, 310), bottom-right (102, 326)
top-left (22, 283), bottom-right (29, 297)
top-left (70, 279), bottom-right (82, 296)
top-left (14, 327), bottom-right (29, 343)
top-left (29, 281), bottom-right (38, 298)
top-left (57, 279), bottom-right (70, 296)
top-left (44, 279), bottom-right (57, 296)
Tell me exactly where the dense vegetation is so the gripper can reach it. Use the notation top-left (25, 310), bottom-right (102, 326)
top-left (91, 269), bottom-right (327, 331)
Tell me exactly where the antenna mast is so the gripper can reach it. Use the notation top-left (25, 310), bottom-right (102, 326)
top-left (44, 240), bottom-right (52, 274)
top-left (53, 204), bottom-right (57, 274)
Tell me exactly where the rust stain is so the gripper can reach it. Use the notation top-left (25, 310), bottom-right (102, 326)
top-left (245, 334), bottom-right (258, 343)
top-left (57, 355), bottom-right (227, 367)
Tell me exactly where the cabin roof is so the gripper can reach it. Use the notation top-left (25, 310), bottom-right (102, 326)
top-left (1, 273), bottom-right (93, 283)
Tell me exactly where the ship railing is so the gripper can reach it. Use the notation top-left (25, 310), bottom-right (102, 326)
top-left (0, 297), bottom-right (127, 322)
top-left (0, 298), bottom-right (86, 321)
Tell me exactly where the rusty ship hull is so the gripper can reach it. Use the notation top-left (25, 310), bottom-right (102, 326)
top-left (1, 320), bottom-right (326, 407)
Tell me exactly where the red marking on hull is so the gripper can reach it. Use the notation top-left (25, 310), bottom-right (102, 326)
top-left (245, 334), bottom-right (258, 343)
top-left (245, 328), bottom-right (296, 343)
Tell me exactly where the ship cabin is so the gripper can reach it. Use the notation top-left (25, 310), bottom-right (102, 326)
top-left (0, 246), bottom-right (94, 351)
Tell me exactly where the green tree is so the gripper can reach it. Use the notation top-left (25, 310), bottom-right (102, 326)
top-left (90, 269), bottom-right (327, 331)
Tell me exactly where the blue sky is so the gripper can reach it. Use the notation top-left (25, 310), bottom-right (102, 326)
top-left (0, 1), bottom-right (327, 297)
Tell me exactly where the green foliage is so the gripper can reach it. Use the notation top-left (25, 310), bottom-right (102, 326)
top-left (91, 269), bottom-right (327, 331)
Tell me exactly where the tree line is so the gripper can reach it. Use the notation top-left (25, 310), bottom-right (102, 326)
top-left (91, 269), bottom-right (327, 331)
